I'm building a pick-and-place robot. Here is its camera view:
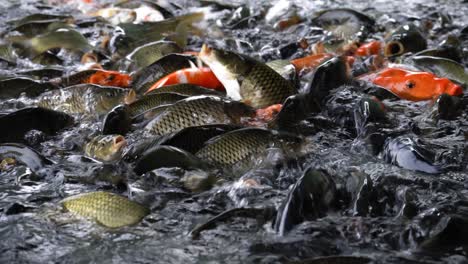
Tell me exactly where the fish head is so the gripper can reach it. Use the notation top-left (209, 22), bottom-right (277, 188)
top-left (86, 135), bottom-right (127, 162)
top-left (89, 71), bottom-right (132, 87)
top-left (199, 44), bottom-right (248, 75)
top-left (373, 68), bottom-right (462, 101)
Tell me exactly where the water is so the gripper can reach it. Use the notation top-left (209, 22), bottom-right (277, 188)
top-left (0, 0), bottom-right (467, 263)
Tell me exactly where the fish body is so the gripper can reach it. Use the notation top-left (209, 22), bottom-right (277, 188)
top-left (372, 68), bottom-right (463, 101)
top-left (146, 67), bottom-right (224, 93)
top-left (0, 77), bottom-right (57, 99)
top-left (131, 54), bottom-right (196, 94)
top-left (409, 56), bottom-right (468, 86)
top-left (290, 53), bottom-right (333, 72)
top-left (199, 45), bottom-right (295, 108)
top-left (0, 107), bottom-right (73, 144)
top-left (37, 84), bottom-right (136, 115)
top-left (14, 29), bottom-right (92, 55)
top-left (144, 96), bottom-right (255, 135)
top-left (62, 191), bottom-right (149, 228)
top-left (59, 70), bottom-right (132, 87)
top-left (355, 41), bottom-right (382, 56)
top-left (195, 128), bottom-right (298, 168)
top-left (127, 41), bottom-right (182, 69)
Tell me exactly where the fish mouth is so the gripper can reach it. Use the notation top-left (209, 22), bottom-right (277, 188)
top-left (113, 135), bottom-right (127, 151)
top-left (125, 89), bottom-right (137, 104)
top-left (384, 41), bottom-right (404, 57)
top-left (199, 44), bottom-right (212, 59)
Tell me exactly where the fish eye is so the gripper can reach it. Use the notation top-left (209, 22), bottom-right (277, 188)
top-left (106, 75), bottom-right (115, 81)
top-left (405, 80), bottom-right (415, 89)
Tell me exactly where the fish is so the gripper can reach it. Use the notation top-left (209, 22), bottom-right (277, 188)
top-left (195, 127), bottom-right (299, 169)
top-left (384, 23), bottom-right (427, 57)
top-left (0, 42), bottom-right (17, 64)
top-left (62, 191), bottom-right (149, 228)
top-left (16, 67), bottom-right (64, 80)
top-left (312, 8), bottom-right (375, 42)
top-left (10, 19), bottom-right (72, 37)
top-left (101, 92), bottom-right (188, 135)
top-left (0, 143), bottom-right (54, 172)
top-left (110, 12), bottom-right (203, 56)
top-left (274, 167), bottom-right (336, 235)
top-left (306, 56), bottom-right (351, 107)
top-left (37, 84), bottom-right (136, 115)
top-left (144, 95), bottom-right (255, 135)
top-left (382, 136), bottom-right (441, 174)
top-left (290, 53), bottom-right (333, 72)
top-left (355, 41), bottom-right (382, 56)
top-left (84, 135), bottom-right (127, 162)
top-left (145, 83), bottom-right (224, 97)
top-left (0, 107), bottom-right (74, 144)
top-left (8, 13), bottom-right (73, 27)
top-left (126, 124), bottom-right (241, 160)
top-left (371, 68), bottom-right (463, 101)
top-left (0, 77), bottom-right (57, 99)
top-left (90, 7), bottom-right (137, 25)
top-left (127, 40), bottom-right (182, 69)
top-left (409, 56), bottom-right (468, 86)
top-left (145, 67), bottom-right (224, 93)
top-left (31, 51), bottom-right (63, 65)
top-left (131, 54), bottom-right (197, 94)
top-left (199, 45), bottom-right (296, 108)
top-left (57, 69), bottom-right (132, 87)
top-left (265, 59), bottom-right (298, 85)
top-left (133, 145), bottom-right (209, 175)
top-left (9, 28), bottom-right (92, 55)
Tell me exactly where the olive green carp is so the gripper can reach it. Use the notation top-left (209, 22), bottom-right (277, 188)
top-left (127, 40), bottom-right (182, 69)
top-left (37, 84), bottom-right (136, 115)
top-left (199, 44), bottom-right (295, 108)
top-left (62, 191), bottom-right (149, 228)
top-left (84, 135), bottom-right (127, 162)
top-left (195, 127), bottom-right (300, 168)
top-left (144, 95), bottom-right (255, 136)
top-left (9, 28), bottom-right (92, 55)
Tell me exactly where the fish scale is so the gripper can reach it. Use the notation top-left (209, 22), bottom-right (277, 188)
top-left (62, 191), bottom-right (149, 228)
top-left (241, 63), bottom-right (295, 108)
top-left (144, 96), bottom-right (253, 135)
top-left (195, 128), bottom-right (274, 167)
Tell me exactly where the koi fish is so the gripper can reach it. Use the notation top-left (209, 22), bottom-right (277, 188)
top-left (146, 67), bottom-right (224, 93)
top-left (355, 41), bottom-right (382, 56)
top-left (372, 68), bottom-right (463, 101)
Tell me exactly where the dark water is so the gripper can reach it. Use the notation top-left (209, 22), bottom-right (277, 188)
top-left (0, 0), bottom-right (467, 263)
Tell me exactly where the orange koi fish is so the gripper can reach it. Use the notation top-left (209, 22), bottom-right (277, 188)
top-left (355, 41), bottom-right (382, 56)
top-left (372, 68), bottom-right (463, 101)
top-left (146, 67), bottom-right (224, 93)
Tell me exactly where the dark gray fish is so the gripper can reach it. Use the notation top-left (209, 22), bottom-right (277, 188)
top-left (384, 23), bottom-right (427, 57)
top-left (274, 167), bottom-right (336, 235)
top-left (0, 77), bottom-right (57, 99)
top-left (134, 145), bottom-right (209, 175)
top-left (0, 107), bottom-right (73, 144)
